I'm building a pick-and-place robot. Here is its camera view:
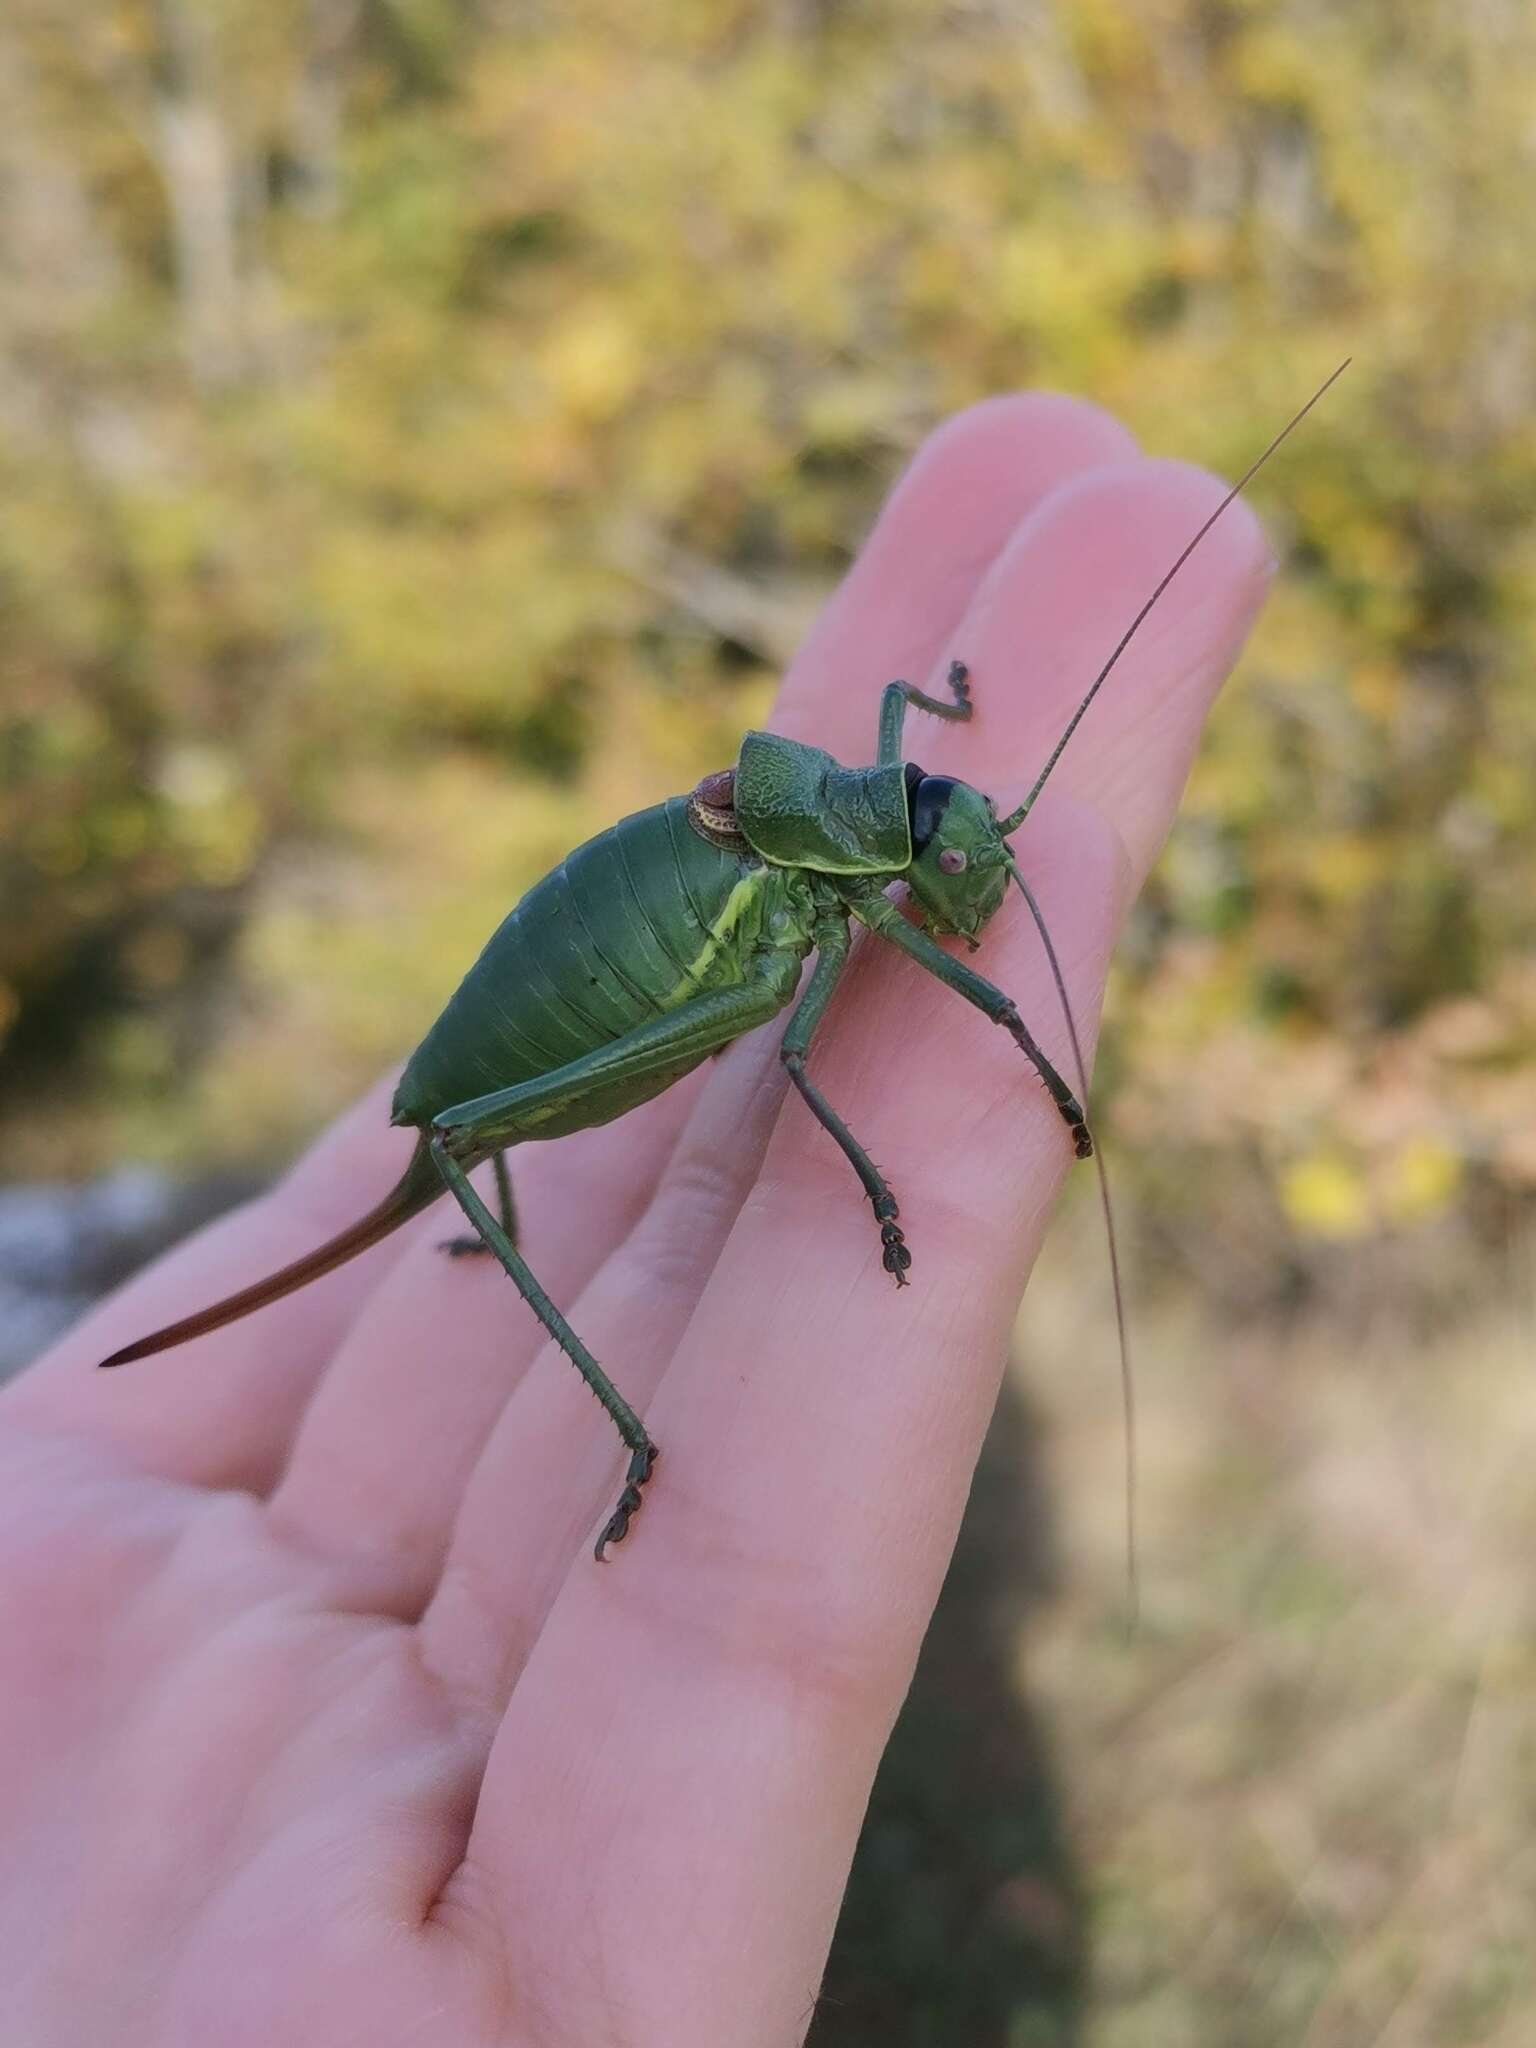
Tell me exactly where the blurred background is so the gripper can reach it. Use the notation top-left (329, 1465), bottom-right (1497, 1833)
top-left (2, 1), bottom-right (1534, 2040)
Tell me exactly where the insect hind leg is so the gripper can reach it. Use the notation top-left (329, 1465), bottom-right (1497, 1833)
top-left (430, 1133), bottom-right (657, 1560)
top-left (439, 1147), bottom-right (518, 1256)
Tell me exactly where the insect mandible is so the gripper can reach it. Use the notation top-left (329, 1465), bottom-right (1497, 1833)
top-left (102, 368), bottom-right (1347, 1560)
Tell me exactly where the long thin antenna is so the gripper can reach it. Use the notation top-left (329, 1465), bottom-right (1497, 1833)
top-left (1007, 856), bottom-right (1138, 1624)
top-left (996, 360), bottom-right (1350, 836)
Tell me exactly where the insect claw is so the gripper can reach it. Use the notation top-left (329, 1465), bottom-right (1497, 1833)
top-left (879, 1217), bottom-right (913, 1285)
top-left (594, 1442), bottom-right (658, 1562)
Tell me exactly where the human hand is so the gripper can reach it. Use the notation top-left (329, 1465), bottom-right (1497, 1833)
top-left (1, 394), bottom-right (1268, 2045)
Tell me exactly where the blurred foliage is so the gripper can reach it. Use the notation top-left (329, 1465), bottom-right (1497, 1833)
top-left (1019, 1226), bottom-right (1536, 2046)
top-left (2, 0), bottom-right (1534, 1291)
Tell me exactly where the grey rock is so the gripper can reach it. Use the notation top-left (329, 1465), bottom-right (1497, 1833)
top-left (0, 1169), bottom-right (262, 1380)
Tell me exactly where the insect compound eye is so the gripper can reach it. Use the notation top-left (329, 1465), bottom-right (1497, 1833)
top-left (937, 847), bottom-right (968, 875)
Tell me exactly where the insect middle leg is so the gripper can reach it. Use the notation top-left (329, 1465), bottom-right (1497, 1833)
top-left (430, 960), bottom-right (801, 1557)
top-left (440, 1146), bottom-right (517, 1257)
top-left (780, 915), bottom-right (912, 1285)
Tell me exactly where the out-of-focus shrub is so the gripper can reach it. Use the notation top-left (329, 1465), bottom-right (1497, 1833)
top-left (1, 0), bottom-right (1533, 1292)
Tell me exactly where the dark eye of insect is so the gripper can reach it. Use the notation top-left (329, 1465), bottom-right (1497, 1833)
top-left (910, 774), bottom-right (961, 851)
top-left (937, 847), bottom-right (967, 875)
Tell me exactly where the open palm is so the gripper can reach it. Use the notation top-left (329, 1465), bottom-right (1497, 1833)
top-left (1, 393), bottom-right (1267, 2046)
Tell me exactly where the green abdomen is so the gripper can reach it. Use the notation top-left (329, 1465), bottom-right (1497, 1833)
top-left (392, 795), bottom-right (770, 1127)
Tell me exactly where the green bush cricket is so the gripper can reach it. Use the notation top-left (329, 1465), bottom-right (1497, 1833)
top-left (102, 368), bottom-right (1346, 1562)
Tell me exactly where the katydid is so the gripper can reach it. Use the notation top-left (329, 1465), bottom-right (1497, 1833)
top-left (102, 367), bottom-right (1347, 1561)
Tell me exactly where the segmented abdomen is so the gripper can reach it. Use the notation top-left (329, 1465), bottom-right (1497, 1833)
top-left (391, 796), bottom-right (759, 1127)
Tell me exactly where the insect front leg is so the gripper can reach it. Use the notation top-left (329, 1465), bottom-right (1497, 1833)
top-left (781, 914), bottom-right (913, 1286)
top-left (440, 1147), bottom-right (518, 1257)
top-left (849, 890), bottom-right (1093, 1158)
top-left (876, 658), bottom-right (972, 764)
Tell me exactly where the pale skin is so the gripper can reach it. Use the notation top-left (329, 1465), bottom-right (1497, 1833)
top-left (0, 393), bottom-right (1269, 2046)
